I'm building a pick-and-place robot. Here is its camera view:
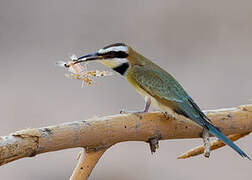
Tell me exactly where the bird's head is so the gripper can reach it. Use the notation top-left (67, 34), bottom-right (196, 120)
top-left (75, 43), bottom-right (145, 75)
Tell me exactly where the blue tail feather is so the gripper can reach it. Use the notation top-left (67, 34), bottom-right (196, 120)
top-left (206, 122), bottom-right (251, 160)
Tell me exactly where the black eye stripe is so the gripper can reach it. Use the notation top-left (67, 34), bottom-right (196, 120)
top-left (115, 51), bottom-right (128, 58)
top-left (102, 51), bottom-right (128, 58)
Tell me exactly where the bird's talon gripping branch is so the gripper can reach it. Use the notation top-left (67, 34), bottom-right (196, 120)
top-left (120, 109), bottom-right (145, 114)
top-left (163, 112), bottom-right (174, 120)
top-left (120, 97), bottom-right (151, 115)
top-left (202, 128), bottom-right (211, 158)
top-left (120, 109), bottom-right (138, 114)
top-left (119, 109), bottom-right (126, 114)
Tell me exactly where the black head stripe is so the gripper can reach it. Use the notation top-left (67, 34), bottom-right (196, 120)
top-left (103, 51), bottom-right (128, 59)
top-left (114, 51), bottom-right (128, 58)
top-left (112, 62), bottom-right (129, 75)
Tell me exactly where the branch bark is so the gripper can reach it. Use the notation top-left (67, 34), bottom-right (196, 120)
top-left (70, 148), bottom-right (107, 180)
top-left (0, 104), bottom-right (252, 177)
top-left (178, 132), bottom-right (250, 159)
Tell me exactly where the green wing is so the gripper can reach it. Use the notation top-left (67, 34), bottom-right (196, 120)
top-left (130, 64), bottom-right (251, 160)
top-left (130, 64), bottom-right (210, 127)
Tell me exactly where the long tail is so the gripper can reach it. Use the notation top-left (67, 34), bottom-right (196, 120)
top-left (206, 122), bottom-right (251, 160)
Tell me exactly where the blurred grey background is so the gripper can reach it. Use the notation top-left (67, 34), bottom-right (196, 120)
top-left (1, 0), bottom-right (252, 179)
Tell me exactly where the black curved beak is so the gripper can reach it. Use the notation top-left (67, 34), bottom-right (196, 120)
top-left (74, 52), bottom-right (103, 64)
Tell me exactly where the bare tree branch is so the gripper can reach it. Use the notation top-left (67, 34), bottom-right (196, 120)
top-left (70, 148), bottom-right (107, 180)
top-left (0, 104), bottom-right (251, 179)
top-left (177, 132), bottom-right (250, 159)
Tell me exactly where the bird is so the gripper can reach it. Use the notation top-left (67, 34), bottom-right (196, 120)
top-left (74, 43), bottom-right (250, 159)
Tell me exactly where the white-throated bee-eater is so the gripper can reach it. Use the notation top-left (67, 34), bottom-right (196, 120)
top-left (75, 43), bottom-right (250, 159)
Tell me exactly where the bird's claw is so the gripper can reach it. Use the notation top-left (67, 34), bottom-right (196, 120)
top-left (120, 109), bottom-right (127, 114)
top-left (163, 112), bottom-right (173, 120)
top-left (120, 109), bottom-right (146, 114)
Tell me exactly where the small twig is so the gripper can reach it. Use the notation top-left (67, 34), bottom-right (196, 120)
top-left (177, 132), bottom-right (250, 159)
top-left (0, 104), bottom-right (252, 179)
top-left (202, 128), bottom-right (210, 158)
top-left (70, 148), bottom-right (107, 180)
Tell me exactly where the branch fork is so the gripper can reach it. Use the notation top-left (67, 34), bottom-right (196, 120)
top-left (0, 104), bottom-right (252, 180)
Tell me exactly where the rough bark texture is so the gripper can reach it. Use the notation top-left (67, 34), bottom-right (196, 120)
top-left (0, 104), bottom-right (252, 180)
top-left (70, 148), bottom-right (107, 180)
top-left (178, 132), bottom-right (250, 159)
top-left (0, 104), bottom-right (251, 167)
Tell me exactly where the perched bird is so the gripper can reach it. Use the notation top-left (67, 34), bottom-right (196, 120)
top-left (75, 43), bottom-right (250, 159)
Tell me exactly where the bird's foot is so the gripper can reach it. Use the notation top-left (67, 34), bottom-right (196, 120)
top-left (120, 109), bottom-right (148, 120)
top-left (162, 112), bottom-right (174, 120)
top-left (120, 97), bottom-right (151, 115)
top-left (202, 128), bottom-right (211, 158)
top-left (120, 109), bottom-right (147, 114)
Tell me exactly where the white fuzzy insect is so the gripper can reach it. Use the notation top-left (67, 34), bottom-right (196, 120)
top-left (56, 54), bottom-right (113, 87)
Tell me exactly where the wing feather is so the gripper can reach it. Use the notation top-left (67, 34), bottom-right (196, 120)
top-left (130, 64), bottom-right (211, 126)
top-left (128, 63), bottom-right (250, 159)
